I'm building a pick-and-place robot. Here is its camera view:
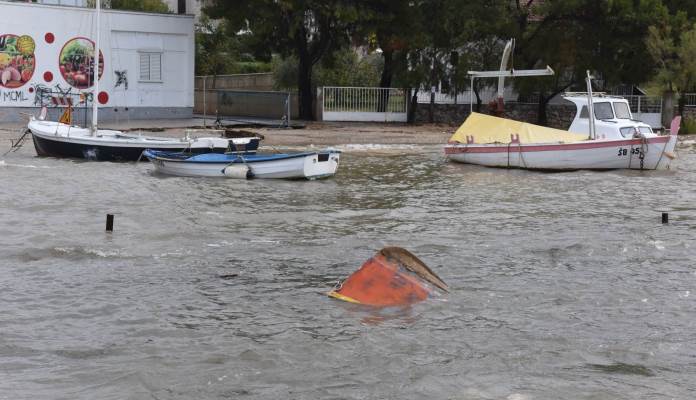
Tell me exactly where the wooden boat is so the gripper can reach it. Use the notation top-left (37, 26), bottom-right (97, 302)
top-left (142, 149), bottom-right (340, 180)
top-left (29, 119), bottom-right (260, 161)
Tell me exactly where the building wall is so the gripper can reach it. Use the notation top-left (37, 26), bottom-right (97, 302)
top-left (0, 1), bottom-right (194, 121)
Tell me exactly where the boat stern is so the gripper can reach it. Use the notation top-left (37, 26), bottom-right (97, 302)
top-left (303, 150), bottom-right (341, 179)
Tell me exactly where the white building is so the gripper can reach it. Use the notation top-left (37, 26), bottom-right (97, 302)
top-left (0, 0), bottom-right (195, 121)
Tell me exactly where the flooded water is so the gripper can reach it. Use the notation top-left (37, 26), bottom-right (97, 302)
top-left (2, 140), bottom-right (696, 399)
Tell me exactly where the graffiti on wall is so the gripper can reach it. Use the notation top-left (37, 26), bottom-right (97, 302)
top-left (114, 70), bottom-right (127, 90)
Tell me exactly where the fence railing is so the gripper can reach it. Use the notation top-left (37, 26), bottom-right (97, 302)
top-left (623, 95), bottom-right (662, 114)
top-left (323, 87), bottom-right (408, 113)
top-left (683, 93), bottom-right (696, 106)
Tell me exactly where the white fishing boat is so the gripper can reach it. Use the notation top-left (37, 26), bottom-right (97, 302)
top-left (29, 117), bottom-right (260, 161)
top-left (445, 72), bottom-right (679, 170)
top-left (27, 0), bottom-right (259, 161)
top-left (143, 149), bottom-right (341, 180)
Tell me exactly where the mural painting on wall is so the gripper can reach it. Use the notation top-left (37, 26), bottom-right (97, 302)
top-left (59, 37), bottom-right (104, 89)
top-left (0, 34), bottom-right (36, 89)
top-left (0, 32), bottom-right (109, 107)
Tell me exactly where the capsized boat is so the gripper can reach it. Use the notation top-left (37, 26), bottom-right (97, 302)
top-left (445, 100), bottom-right (679, 171)
top-left (143, 149), bottom-right (340, 180)
top-left (328, 247), bottom-right (448, 307)
top-left (29, 117), bottom-right (260, 161)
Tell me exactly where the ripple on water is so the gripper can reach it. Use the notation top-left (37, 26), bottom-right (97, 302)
top-left (1, 146), bottom-right (696, 398)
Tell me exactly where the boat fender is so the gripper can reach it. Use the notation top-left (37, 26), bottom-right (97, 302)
top-left (223, 164), bottom-right (253, 179)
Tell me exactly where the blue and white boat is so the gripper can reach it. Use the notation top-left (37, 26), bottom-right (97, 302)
top-left (143, 149), bottom-right (340, 180)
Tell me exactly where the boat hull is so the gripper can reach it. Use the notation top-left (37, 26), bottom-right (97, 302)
top-left (445, 135), bottom-right (678, 170)
top-left (29, 120), bottom-right (259, 161)
top-left (144, 150), bottom-right (341, 180)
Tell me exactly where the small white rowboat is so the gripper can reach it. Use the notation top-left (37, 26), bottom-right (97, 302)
top-left (143, 149), bottom-right (341, 180)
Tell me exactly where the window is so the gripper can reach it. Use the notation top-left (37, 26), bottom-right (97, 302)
top-left (613, 102), bottom-right (631, 119)
top-left (579, 105), bottom-right (588, 118)
top-left (139, 52), bottom-right (162, 82)
top-left (620, 127), bottom-right (636, 138)
top-left (594, 102), bottom-right (614, 120)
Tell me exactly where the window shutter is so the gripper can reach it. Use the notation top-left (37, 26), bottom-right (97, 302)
top-left (139, 53), bottom-right (150, 81)
top-left (150, 53), bottom-right (161, 81)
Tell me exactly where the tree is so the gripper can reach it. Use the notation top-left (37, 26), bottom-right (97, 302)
top-left (195, 16), bottom-right (238, 79)
top-left (510, 0), bottom-right (667, 125)
top-left (205, 0), bottom-right (360, 120)
top-left (645, 12), bottom-right (696, 126)
top-left (106, 0), bottom-right (170, 13)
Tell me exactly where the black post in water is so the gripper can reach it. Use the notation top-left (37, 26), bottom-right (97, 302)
top-left (662, 212), bottom-right (669, 224)
top-left (106, 214), bottom-right (114, 232)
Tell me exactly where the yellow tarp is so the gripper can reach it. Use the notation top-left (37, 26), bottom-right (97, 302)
top-left (449, 112), bottom-right (588, 144)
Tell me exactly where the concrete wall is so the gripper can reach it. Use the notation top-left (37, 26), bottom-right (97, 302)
top-left (193, 74), bottom-right (298, 119)
top-left (0, 1), bottom-right (194, 121)
top-left (195, 73), bottom-right (274, 90)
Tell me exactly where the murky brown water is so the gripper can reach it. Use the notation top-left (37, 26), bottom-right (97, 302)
top-left (2, 140), bottom-right (696, 399)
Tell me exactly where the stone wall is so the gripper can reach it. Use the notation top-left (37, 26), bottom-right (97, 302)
top-left (414, 102), bottom-right (577, 129)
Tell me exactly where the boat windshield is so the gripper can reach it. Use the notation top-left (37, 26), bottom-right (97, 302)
top-left (613, 102), bottom-right (631, 119)
top-left (594, 102), bottom-right (614, 119)
top-left (620, 127), bottom-right (637, 138)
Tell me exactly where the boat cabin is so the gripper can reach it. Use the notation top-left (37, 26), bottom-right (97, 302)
top-left (563, 93), bottom-right (655, 140)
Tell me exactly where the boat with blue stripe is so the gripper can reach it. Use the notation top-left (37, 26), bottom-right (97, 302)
top-left (143, 149), bottom-right (341, 180)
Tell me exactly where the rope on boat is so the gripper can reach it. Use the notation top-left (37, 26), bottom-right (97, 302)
top-left (639, 136), bottom-right (648, 170)
top-left (2, 128), bottom-right (31, 157)
top-left (518, 141), bottom-right (528, 169)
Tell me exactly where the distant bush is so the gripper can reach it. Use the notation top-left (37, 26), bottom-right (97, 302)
top-left (272, 49), bottom-right (383, 91)
top-left (229, 61), bottom-right (272, 74)
top-left (679, 117), bottom-right (696, 135)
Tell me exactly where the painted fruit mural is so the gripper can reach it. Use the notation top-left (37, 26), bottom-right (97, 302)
top-left (59, 37), bottom-right (104, 89)
top-left (0, 34), bottom-right (36, 89)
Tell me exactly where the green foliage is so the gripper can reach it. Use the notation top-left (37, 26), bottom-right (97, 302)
top-left (103, 0), bottom-right (171, 13)
top-left (679, 117), bottom-right (696, 134)
top-left (272, 51), bottom-right (382, 90)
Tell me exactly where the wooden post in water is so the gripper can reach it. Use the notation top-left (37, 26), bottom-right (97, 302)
top-left (106, 214), bottom-right (114, 232)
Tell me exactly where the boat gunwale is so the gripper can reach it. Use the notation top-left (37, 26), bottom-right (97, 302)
top-left (144, 149), bottom-right (340, 164)
top-left (445, 135), bottom-right (671, 154)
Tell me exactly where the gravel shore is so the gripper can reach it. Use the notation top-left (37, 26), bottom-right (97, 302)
top-left (0, 118), bottom-right (454, 152)
top-left (3, 117), bottom-right (693, 153)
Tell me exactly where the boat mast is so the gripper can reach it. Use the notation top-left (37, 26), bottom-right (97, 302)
top-left (497, 39), bottom-right (514, 101)
top-left (91, 0), bottom-right (100, 135)
top-left (585, 70), bottom-right (595, 140)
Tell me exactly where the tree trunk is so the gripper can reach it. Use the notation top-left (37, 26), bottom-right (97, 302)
top-left (377, 48), bottom-right (393, 112)
top-left (407, 88), bottom-right (418, 124)
top-left (662, 90), bottom-right (674, 129)
top-left (678, 92), bottom-right (685, 117)
top-left (295, 24), bottom-right (314, 121)
top-left (297, 54), bottom-right (314, 120)
top-left (537, 93), bottom-right (549, 126)
top-left (473, 83), bottom-right (482, 112)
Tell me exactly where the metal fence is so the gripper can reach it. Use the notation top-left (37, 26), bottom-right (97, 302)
top-left (683, 93), bottom-right (696, 106)
top-left (623, 95), bottom-right (662, 114)
top-left (322, 87), bottom-right (408, 122)
top-left (214, 90), bottom-right (293, 124)
top-left (323, 87), bottom-right (408, 113)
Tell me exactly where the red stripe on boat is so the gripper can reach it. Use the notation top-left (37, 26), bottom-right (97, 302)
top-left (444, 136), bottom-right (670, 154)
